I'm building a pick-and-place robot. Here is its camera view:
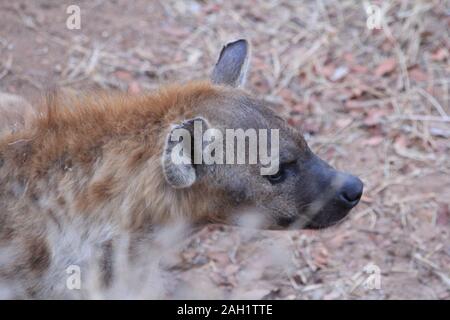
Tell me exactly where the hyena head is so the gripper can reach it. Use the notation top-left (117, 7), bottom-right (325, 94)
top-left (162, 39), bottom-right (363, 230)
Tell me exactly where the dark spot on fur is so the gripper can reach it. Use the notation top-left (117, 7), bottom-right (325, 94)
top-left (57, 196), bottom-right (66, 207)
top-left (30, 192), bottom-right (39, 203)
top-left (90, 175), bottom-right (117, 202)
top-left (47, 209), bottom-right (62, 231)
top-left (100, 240), bottom-right (114, 288)
top-left (128, 148), bottom-right (149, 169)
top-left (77, 174), bottom-right (118, 212)
top-left (9, 139), bottom-right (32, 164)
top-left (58, 153), bottom-right (73, 171)
top-left (0, 214), bottom-right (14, 242)
top-left (27, 238), bottom-right (51, 274)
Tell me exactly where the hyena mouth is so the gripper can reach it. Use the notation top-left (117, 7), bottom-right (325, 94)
top-left (276, 215), bottom-right (298, 228)
top-left (303, 212), bottom-right (351, 230)
top-left (302, 194), bottom-right (362, 230)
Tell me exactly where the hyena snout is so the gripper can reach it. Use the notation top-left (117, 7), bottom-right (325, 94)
top-left (301, 156), bottom-right (363, 229)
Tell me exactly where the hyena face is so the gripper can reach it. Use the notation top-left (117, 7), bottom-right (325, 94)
top-left (163, 40), bottom-right (363, 230)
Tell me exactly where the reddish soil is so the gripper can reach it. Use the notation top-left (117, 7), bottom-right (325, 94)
top-left (0, 0), bottom-right (448, 299)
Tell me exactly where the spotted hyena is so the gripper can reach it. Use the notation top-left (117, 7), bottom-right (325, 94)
top-left (0, 40), bottom-right (363, 298)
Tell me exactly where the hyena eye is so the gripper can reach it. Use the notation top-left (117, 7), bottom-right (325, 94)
top-left (267, 166), bottom-right (286, 184)
top-left (266, 160), bottom-right (297, 184)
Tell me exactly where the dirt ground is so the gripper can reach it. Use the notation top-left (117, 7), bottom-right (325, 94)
top-left (0, 0), bottom-right (449, 299)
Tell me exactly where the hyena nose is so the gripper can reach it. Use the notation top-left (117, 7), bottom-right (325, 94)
top-left (338, 175), bottom-right (363, 208)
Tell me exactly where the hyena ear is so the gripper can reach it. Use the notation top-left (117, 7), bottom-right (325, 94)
top-left (211, 39), bottom-right (250, 88)
top-left (162, 117), bottom-right (208, 188)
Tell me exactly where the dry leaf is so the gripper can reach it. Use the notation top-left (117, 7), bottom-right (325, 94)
top-left (208, 252), bottom-right (230, 265)
top-left (409, 67), bottom-right (428, 82)
top-left (316, 63), bottom-right (335, 78)
top-left (351, 64), bottom-right (369, 74)
top-left (364, 135), bottom-right (384, 146)
top-left (436, 203), bottom-right (449, 226)
top-left (128, 81), bottom-right (141, 94)
top-left (431, 48), bottom-right (448, 61)
top-left (114, 70), bottom-right (133, 81)
top-left (375, 58), bottom-right (397, 77)
top-left (313, 245), bottom-right (329, 268)
top-left (235, 288), bottom-right (272, 300)
top-left (363, 109), bottom-right (389, 126)
top-left (336, 118), bottom-right (352, 128)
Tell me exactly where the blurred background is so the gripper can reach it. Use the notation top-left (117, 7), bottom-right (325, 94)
top-left (0, 0), bottom-right (449, 299)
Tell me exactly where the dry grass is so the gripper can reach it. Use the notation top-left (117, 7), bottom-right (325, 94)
top-left (0, 0), bottom-right (449, 299)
